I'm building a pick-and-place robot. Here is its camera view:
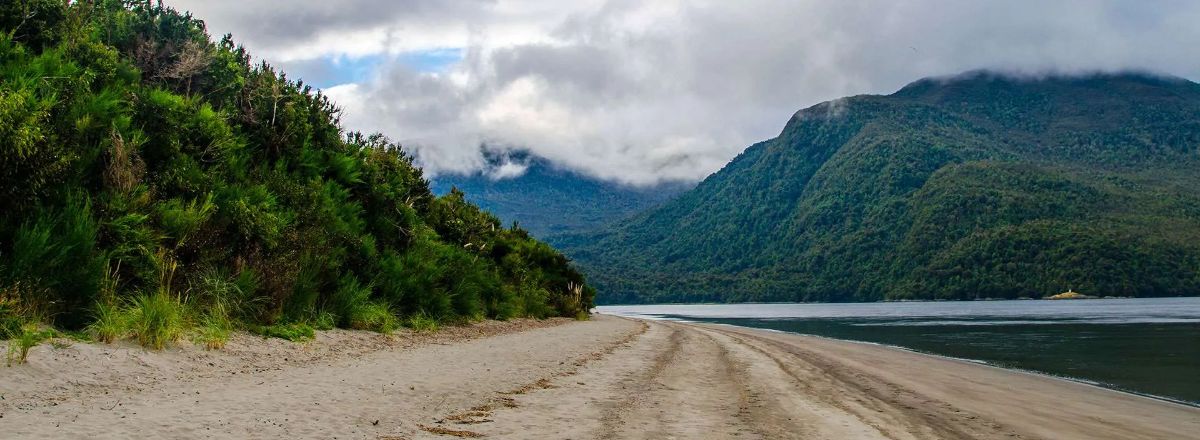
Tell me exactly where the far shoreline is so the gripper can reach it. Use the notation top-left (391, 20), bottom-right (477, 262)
top-left (596, 295), bottom-right (1163, 307)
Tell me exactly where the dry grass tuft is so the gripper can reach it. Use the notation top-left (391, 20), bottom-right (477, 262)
top-left (418, 424), bottom-right (484, 438)
top-left (499, 377), bottom-right (557, 395)
top-left (444, 409), bottom-right (493, 425)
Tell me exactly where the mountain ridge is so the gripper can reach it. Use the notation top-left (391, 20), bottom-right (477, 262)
top-left (566, 71), bottom-right (1200, 304)
top-left (430, 149), bottom-right (693, 239)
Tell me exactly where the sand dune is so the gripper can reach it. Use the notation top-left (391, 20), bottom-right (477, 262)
top-left (1, 315), bottom-right (1196, 439)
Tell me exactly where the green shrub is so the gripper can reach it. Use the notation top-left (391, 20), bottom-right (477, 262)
top-left (102, 212), bottom-right (161, 288)
top-left (217, 184), bottom-right (292, 247)
top-left (0, 2), bottom-right (595, 344)
top-left (329, 276), bottom-right (367, 322)
top-left (253, 322), bottom-right (314, 342)
top-left (375, 249), bottom-right (449, 318)
top-left (313, 310), bottom-right (336, 331)
top-left (326, 276), bottom-right (399, 333)
top-left (190, 267), bottom-right (261, 322)
top-left (157, 194), bottom-right (215, 247)
top-left (405, 312), bottom-right (439, 333)
top-left (349, 302), bottom-right (397, 334)
top-left (1, 197), bottom-right (106, 328)
top-left (515, 283), bottom-right (554, 319)
top-left (128, 292), bottom-right (186, 350)
top-left (282, 254), bottom-right (323, 322)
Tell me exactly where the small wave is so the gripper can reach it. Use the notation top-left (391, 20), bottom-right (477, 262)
top-left (850, 318), bottom-right (1200, 326)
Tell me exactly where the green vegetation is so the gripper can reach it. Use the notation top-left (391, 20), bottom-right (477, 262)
top-left (127, 292), bottom-right (186, 350)
top-left (88, 301), bottom-right (127, 344)
top-left (405, 312), bottom-right (439, 333)
top-left (6, 324), bottom-right (52, 365)
top-left (0, 1), bottom-right (592, 351)
top-left (193, 309), bottom-right (232, 349)
top-left (567, 71), bottom-right (1200, 303)
top-left (252, 322), bottom-right (315, 342)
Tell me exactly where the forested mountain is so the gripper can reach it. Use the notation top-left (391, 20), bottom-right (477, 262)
top-left (564, 71), bottom-right (1200, 304)
top-left (0, 1), bottom-right (591, 348)
top-left (430, 150), bottom-right (691, 239)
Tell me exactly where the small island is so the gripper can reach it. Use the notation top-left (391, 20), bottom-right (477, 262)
top-left (1045, 290), bottom-right (1097, 300)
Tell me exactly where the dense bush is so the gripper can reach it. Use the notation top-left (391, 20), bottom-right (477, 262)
top-left (0, 1), bottom-right (593, 347)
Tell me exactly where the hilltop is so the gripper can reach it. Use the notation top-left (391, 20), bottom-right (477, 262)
top-left (430, 150), bottom-right (691, 239)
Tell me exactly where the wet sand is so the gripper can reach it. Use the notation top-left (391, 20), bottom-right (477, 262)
top-left (1, 315), bottom-right (1196, 439)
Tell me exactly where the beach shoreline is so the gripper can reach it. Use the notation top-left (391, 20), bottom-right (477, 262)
top-left (717, 322), bottom-right (1200, 410)
top-left (1, 315), bottom-right (1196, 439)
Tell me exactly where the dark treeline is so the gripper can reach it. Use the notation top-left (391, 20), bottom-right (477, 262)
top-left (0, 0), bottom-right (592, 351)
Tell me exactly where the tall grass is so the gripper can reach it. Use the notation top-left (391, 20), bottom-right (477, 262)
top-left (564, 282), bottom-right (589, 321)
top-left (191, 283), bottom-right (234, 350)
top-left (128, 292), bottom-right (186, 350)
top-left (157, 194), bottom-right (215, 247)
top-left (313, 310), bottom-right (336, 331)
top-left (349, 302), bottom-right (397, 334)
top-left (88, 301), bottom-right (129, 344)
top-left (88, 261), bottom-right (127, 344)
top-left (190, 267), bottom-right (261, 323)
top-left (0, 301), bottom-right (28, 340)
top-left (1, 197), bottom-right (106, 328)
top-left (6, 324), bottom-right (51, 365)
top-left (194, 309), bottom-right (232, 350)
top-left (329, 276), bottom-right (397, 333)
top-left (117, 253), bottom-right (188, 350)
top-left (405, 312), bottom-right (439, 333)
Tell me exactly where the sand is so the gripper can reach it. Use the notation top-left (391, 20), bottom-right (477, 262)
top-left (1, 315), bottom-right (1196, 439)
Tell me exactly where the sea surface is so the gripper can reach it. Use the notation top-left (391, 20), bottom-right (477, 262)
top-left (598, 297), bottom-right (1200, 405)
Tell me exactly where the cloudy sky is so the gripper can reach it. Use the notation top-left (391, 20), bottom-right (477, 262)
top-left (169, 0), bottom-right (1200, 185)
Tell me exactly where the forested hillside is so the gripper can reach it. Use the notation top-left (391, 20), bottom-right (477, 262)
top-left (566, 71), bottom-right (1200, 303)
top-left (0, 1), bottom-right (592, 351)
top-left (430, 150), bottom-right (690, 239)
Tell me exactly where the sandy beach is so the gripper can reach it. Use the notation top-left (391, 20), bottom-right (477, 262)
top-left (1, 315), bottom-right (1197, 439)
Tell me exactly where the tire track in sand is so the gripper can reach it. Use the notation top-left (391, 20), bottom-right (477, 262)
top-left (699, 325), bottom-right (1029, 440)
top-left (595, 321), bottom-right (757, 440)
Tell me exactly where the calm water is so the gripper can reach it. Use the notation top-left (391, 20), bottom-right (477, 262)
top-left (598, 297), bottom-right (1200, 405)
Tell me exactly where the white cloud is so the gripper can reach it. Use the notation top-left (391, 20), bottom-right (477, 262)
top-left (489, 161), bottom-right (529, 180)
top-left (169, 0), bottom-right (1200, 185)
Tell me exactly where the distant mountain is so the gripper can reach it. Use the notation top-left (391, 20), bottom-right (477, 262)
top-left (565, 71), bottom-right (1200, 304)
top-left (430, 151), bottom-right (692, 239)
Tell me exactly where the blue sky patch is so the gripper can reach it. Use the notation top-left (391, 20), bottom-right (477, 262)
top-left (398, 48), bottom-right (465, 73)
top-left (282, 49), bottom-right (464, 89)
top-left (280, 54), bottom-right (385, 89)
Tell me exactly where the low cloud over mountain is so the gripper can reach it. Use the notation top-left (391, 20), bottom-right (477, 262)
top-left (173, 0), bottom-right (1200, 185)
